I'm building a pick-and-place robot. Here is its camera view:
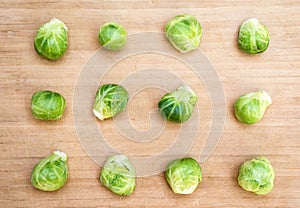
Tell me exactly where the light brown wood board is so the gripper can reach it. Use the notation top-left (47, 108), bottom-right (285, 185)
top-left (0, 1), bottom-right (299, 207)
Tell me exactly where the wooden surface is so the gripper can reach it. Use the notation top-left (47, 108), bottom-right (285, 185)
top-left (1, 0), bottom-right (300, 207)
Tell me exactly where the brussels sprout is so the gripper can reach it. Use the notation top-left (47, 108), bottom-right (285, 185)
top-left (238, 157), bottom-right (275, 195)
top-left (34, 18), bottom-right (68, 60)
top-left (100, 155), bottom-right (136, 196)
top-left (234, 91), bottom-right (272, 124)
top-left (158, 85), bottom-right (197, 123)
top-left (165, 158), bottom-right (202, 194)
top-left (165, 14), bottom-right (202, 53)
top-left (98, 22), bottom-right (127, 50)
top-left (31, 151), bottom-right (68, 191)
top-left (31, 90), bottom-right (66, 121)
top-left (93, 84), bottom-right (128, 120)
top-left (238, 18), bottom-right (270, 54)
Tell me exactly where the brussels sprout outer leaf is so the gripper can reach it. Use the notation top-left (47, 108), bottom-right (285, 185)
top-left (100, 155), bottom-right (136, 196)
top-left (31, 151), bottom-right (68, 191)
top-left (34, 18), bottom-right (68, 60)
top-left (165, 158), bottom-right (202, 194)
top-left (158, 85), bottom-right (197, 123)
top-left (31, 90), bottom-right (66, 120)
top-left (238, 157), bottom-right (275, 195)
top-left (98, 22), bottom-right (127, 50)
top-left (93, 84), bottom-right (129, 120)
top-left (234, 91), bottom-right (272, 124)
top-left (165, 14), bottom-right (202, 53)
top-left (238, 18), bottom-right (270, 54)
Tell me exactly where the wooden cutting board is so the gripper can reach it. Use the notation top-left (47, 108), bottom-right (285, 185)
top-left (0, 1), bottom-right (299, 207)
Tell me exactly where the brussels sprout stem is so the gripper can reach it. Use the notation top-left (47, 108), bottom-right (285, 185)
top-left (93, 108), bottom-right (105, 120)
top-left (173, 85), bottom-right (196, 102)
top-left (54, 151), bottom-right (67, 161)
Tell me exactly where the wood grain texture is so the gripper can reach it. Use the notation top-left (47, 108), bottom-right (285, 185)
top-left (0, 0), bottom-right (300, 207)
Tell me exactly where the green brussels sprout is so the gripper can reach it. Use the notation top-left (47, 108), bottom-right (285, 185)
top-left (98, 22), bottom-right (127, 50)
top-left (158, 85), bottom-right (197, 123)
top-left (100, 155), bottom-right (136, 196)
top-left (93, 84), bottom-right (129, 120)
top-left (31, 90), bottom-right (66, 121)
top-left (31, 151), bottom-right (68, 191)
top-left (238, 18), bottom-right (270, 54)
top-left (234, 91), bottom-right (272, 124)
top-left (165, 158), bottom-right (202, 194)
top-left (238, 157), bottom-right (275, 195)
top-left (34, 18), bottom-right (68, 60)
top-left (165, 14), bottom-right (202, 53)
